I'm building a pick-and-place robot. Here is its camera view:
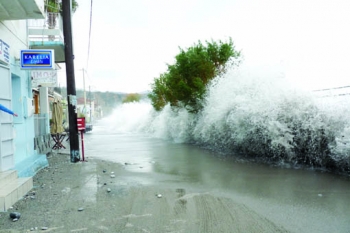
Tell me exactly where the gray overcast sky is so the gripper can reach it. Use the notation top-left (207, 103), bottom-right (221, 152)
top-left (58, 0), bottom-right (350, 93)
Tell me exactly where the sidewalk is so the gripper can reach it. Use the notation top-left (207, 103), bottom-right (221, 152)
top-left (1, 136), bottom-right (145, 232)
top-left (0, 152), bottom-right (156, 232)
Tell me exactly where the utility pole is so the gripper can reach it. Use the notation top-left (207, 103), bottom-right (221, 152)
top-left (62, 0), bottom-right (80, 162)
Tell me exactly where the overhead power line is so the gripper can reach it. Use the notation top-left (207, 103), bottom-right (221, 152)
top-left (86, 0), bottom-right (93, 70)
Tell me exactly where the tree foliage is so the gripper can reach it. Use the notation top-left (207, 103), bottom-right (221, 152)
top-left (45, 0), bottom-right (79, 13)
top-left (148, 38), bottom-right (240, 112)
top-left (122, 93), bottom-right (141, 103)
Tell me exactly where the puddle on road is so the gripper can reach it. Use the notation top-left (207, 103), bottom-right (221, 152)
top-left (79, 163), bottom-right (98, 203)
top-left (79, 174), bottom-right (97, 202)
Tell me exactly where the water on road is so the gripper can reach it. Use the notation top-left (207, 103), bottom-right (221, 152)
top-left (85, 122), bottom-right (350, 233)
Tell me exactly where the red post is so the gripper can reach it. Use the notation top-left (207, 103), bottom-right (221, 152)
top-left (80, 131), bottom-right (85, 161)
top-left (77, 117), bottom-right (86, 162)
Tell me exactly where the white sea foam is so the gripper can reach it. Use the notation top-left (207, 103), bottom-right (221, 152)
top-left (103, 65), bottom-right (350, 171)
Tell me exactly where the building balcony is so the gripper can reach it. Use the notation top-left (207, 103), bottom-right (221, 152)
top-left (0, 0), bottom-right (45, 21)
top-left (28, 12), bottom-right (65, 63)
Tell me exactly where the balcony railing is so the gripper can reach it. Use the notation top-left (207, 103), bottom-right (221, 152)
top-left (28, 12), bottom-right (64, 42)
top-left (28, 12), bottom-right (66, 62)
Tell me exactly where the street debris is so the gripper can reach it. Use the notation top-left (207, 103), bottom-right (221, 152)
top-left (9, 212), bottom-right (21, 220)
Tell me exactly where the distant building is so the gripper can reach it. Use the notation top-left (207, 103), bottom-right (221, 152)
top-left (77, 97), bottom-right (95, 123)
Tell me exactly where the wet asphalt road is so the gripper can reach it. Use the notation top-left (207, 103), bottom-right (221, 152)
top-left (84, 123), bottom-right (350, 233)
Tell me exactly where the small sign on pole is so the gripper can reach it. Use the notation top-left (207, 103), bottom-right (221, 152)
top-left (77, 117), bottom-right (86, 161)
top-left (31, 70), bottom-right (58, 87)
top-left (77, 117), bottom-right (86, 131)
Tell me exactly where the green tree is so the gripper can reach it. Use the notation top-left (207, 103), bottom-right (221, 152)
top-left (122, 93), bottom-right (141, 103)
top-left (45, 0), bottom-right (79, 13)
top-left (148, 38), bottom-right (240, 112)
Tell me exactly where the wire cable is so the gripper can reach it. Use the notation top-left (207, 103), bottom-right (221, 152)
top-left (86, 0), bottom-right (93, 71)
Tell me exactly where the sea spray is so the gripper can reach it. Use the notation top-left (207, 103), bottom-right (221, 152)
top-left (146, 105), bottom-right (193, 143)
top-left (193, 68), bottom-right (350, 172)
top-left (105, 67), bottom-right (350, 173)
top-left (101, 100), bottom-right (194, 142)
top-left (101, 101), bottom-right (153, 133)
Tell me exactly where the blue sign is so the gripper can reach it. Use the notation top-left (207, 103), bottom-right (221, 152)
top-left (21, 50), bottom-right (55, 69)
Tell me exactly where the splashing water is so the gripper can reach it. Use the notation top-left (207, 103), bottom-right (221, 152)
top-left (100, 101), bottom-right (153, 133)
top-left (193, 69), bottom-right (349, 170)
top-left (104, 67), bottom-right (350, 174)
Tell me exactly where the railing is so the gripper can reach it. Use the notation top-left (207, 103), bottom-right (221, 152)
top-left (29, 35), bottom-right (64, 43)
top-left (34, 114), bottom-right (49, 137)
top-left (27, 12), bottom-right (64, 42)
top-left (28, 12), bottom-right (63, 30)
top-left (312, 86), bottom-right (350, 98)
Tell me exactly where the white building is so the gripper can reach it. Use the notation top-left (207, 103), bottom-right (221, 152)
top-left (0, 0), bottom-right (68, 211)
